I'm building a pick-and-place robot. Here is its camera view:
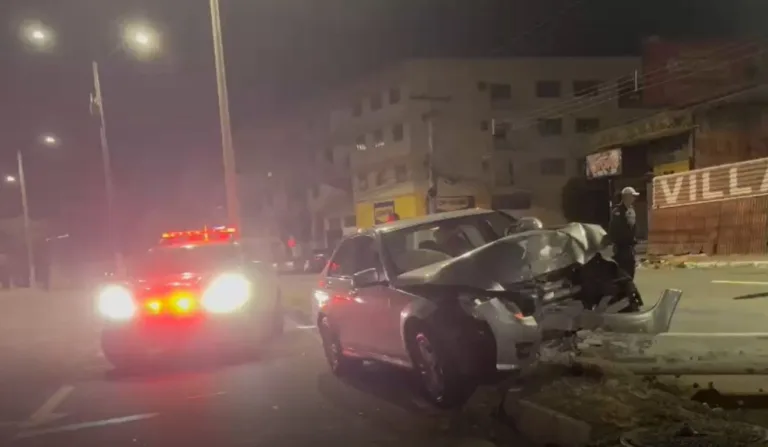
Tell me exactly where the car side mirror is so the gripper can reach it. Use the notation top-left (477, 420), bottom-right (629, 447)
top-left (352, 268), bottom-right (386, 288)
top-left (506, 217), bottom-right (543, 235)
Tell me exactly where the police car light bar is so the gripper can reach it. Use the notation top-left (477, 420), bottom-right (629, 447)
top-left (160, 227), bottom-right (237, 244)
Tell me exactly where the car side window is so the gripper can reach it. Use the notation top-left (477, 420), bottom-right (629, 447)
top-left (327, 239), bottom-right (357, 277)
top-left (353, 236), bottom-right (382, 274)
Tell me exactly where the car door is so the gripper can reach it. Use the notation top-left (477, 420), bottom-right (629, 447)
top-left (320, 238), bottom-right (364, 350)
top-left (345, 236), bottom-right (392, 355)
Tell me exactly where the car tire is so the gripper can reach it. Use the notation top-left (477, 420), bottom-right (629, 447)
top-left (318, 316), bottom-right (360, 376)
top-left (271, 293), bottom-right (284, 337)
top-left (101, 335), bottom-right (150, 371)
top-left (407, 325), bottom-right (475, 408)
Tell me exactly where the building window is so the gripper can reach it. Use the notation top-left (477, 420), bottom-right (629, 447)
top-left (573, 80), bottom-right (600, 97)
top-left (370, 93), bottom-right (383, 111)
top-left (492, 121), bottom-right (508, 139)
top-left (480, 120), bottom-right (489, 132)
top-left (355, 135), bottom-right (367, 151)
top-left (492, 192), bottom-right (532, 210)
top-left (395, 164), bottom-right (408, 182)
top-left (495, 161), bottom-right (515, 185)
top-left (477, 81), bottom-right (487, 91)
top-left (352, 101), bottom-right (362, 117)
top-left (373, 129), bottom-right (384, 148)
top-left (389, 88), bottom-right (400, 104)
top-left (343, 215), bottom-right (356, 227)
top-left (575, 118), bottom-right (600, 134)
top-left (537, 118), bottom-right (563, 136)
top-left (540, 158), bottom-right (566, 176)
top-left (375, 170), bottom-right (386, 186)
top-left (536, 80), bottom-right (561, 98)
top-left (357, 173), bottom-right (368, 190)
top-left (392, 123), bottom-right (404, 142)
top-left (489, 83), bottom-right (511, 100)
top-left (576, 157), bottom-right (586, 177)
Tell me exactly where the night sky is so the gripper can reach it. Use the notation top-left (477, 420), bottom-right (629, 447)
top-left (0, 0), bottom-right (763, 254)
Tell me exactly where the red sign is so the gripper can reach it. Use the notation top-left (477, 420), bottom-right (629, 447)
top-left (642, 39), bottom-right (763, 108)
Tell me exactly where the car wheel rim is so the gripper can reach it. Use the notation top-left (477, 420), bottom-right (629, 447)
top-left (416, 334), bottom-right (445, 400)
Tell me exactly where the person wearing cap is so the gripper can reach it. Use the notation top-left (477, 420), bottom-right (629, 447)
top-left (609, 186), bottom-right (640, 279)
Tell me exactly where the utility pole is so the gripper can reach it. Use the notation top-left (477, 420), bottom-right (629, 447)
top-left (409, 94), bottom-right (451, 214)
top-left (209, 0), bottom-right (241, 232)
top-left (91, 61), bottom-right (124, 276)
top-left (16, 151), bottom-right (35, 287)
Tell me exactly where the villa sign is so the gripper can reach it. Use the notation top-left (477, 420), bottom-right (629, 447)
top-left (652, 157), bottom-right (768, 209)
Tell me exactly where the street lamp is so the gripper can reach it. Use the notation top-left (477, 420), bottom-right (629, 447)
top-left (90, 21), bottom-right (160, 276)
top-left (6, 134), bottom-right (59, 288)
top-left (20, 21), bottom-right (55, 51)
top-left (20, 19), bottom-right (162, 277)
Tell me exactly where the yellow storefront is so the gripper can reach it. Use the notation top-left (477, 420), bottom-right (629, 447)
top-left (355, 192), bottom-right (490, 229)
top-left (356, 194), bottom-right (425, 229)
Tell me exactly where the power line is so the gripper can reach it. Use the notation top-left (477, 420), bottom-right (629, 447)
top-left (503, 43), bottom-right (766, 132)
top-left (496, 38), bottom-right (765, 131)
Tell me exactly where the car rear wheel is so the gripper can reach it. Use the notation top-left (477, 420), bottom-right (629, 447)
top-left (319, 316), bottom-right (360, 376)
top-left (407, 325), bottom-right (475, 408)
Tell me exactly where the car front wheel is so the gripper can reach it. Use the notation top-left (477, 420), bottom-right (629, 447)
top-left (319, 316), bottom-right (360, 376)
top-left (408, 326), bottom-right (475, 408)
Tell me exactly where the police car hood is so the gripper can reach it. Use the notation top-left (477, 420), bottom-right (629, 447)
top-left (393, 222), bottom-right (611, 290)
top-left (131, 271), bottom-right (212, 296)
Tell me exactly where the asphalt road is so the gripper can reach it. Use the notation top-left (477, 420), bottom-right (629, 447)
top-left (0, 287), bottom-right (516, 447)
top-left (2, 267), bottom-right (768, 446)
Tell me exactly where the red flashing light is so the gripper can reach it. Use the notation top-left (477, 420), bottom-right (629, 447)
top-left (287, 237), bottom-right (296, 248)
top-left (160, 227), bottom-right (237, 245)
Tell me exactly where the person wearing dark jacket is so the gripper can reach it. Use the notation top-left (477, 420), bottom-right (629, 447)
top-left (608, 186), bottom-right (640, 279)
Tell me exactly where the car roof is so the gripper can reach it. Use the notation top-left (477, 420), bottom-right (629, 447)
top-left (371, 208), bottom-right (501, 234)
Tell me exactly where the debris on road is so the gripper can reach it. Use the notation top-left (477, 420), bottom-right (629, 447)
top-left (638, 254), bottom-right (768, 270)
top-left (515, 358), bottom-right (768, 446)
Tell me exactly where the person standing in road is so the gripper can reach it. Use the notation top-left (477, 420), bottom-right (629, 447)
top-left (609, 186), bottom-right (640, 279)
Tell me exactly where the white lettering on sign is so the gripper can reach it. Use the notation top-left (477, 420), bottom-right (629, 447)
top-left (660, 176), bottom-right (683, 205)
top-left (653, 157), bottom-right (768, 208)
top-left (701, 172), bottom-right (724, 200)
top-left (689, 174), bottom-right (696, 202)
top-left (729, 167), bottom-right (752, 196)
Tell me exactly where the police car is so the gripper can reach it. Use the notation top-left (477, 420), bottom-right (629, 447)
top-left (97, 227), bottom-right (283, 368)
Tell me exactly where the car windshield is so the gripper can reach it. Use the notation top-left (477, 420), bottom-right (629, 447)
top-left (381, 211), bottom-right (516, 275)
top-left (132, 243), bottom-right (242, 278)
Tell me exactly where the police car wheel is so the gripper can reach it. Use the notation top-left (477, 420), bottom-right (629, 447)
top-left (271, 293), bottom-right (284, 337)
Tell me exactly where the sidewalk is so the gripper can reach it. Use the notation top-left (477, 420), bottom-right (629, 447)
top-left (640, 253), bottom-right (768, 269)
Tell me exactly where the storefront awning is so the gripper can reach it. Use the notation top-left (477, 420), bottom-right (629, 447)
top-left (590, 109), bottom-right (695, 150)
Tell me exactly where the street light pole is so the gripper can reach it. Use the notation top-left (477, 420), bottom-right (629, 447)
top-left (16, 150), bottom-right (35, 288)
top-left (209, 0), bottom-right (241, 232)
top-left (409, 94), bottom-right (451, 215)
top-left (91, 61), bottom-right (124, 276)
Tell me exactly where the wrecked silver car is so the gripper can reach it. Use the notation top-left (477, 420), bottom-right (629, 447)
top-left (313, 208), bottom-right (681, 408)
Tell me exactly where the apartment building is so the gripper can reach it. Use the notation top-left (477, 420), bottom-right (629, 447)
top-left (327, 58), bottom-right (646, 227)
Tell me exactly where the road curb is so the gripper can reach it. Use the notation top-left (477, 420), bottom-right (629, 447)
top-left (506, 398), bottom-right (592, 447)
top-left (640, 260), bottom-right (768, 269)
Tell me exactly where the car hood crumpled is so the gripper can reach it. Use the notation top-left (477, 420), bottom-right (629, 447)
top-left (392, 222), bottom-right (611, 291)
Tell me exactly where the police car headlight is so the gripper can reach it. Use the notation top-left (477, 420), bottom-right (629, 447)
top-left (97, 285), bottom-right (137, 321)
top-left (201, 273), bottom-right (252, 314)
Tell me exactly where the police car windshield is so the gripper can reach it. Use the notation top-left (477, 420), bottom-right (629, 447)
top-left (133, 244), bottom-right (241, 278)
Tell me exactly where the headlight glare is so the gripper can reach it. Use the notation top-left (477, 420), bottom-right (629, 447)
top-left (97, 285), bottom-right (137, 320)
top-left (201, 273), bottom-right (251, 313)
